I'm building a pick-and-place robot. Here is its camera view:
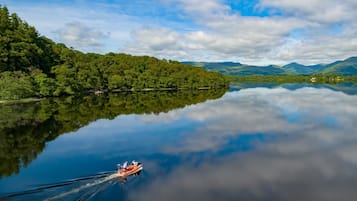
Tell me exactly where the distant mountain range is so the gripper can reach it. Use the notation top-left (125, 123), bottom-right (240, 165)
top-left (183, 57), bottom-right (357, 75)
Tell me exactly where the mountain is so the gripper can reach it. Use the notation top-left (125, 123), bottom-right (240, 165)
top-left (182, 62), bottom-right (242, 69)
top-left (232, 65), bottom-right (286, 75)
top-left (320, 57), bottom-right (357, 75)
top-left (183, 62), bottom-right (286, 75)
top-left (282, 62), bottom-right (325, 75)
top-left (185, 57), bottom-right (357, 76)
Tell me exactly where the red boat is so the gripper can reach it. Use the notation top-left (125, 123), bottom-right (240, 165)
top-left (117, 161), bottom-right (143, 177)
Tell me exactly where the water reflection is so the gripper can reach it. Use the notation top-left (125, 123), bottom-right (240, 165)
top-left (230, 82), bottom-right (357, 95)
top-left (129, 87), bottom-right (357, 201)
top-left (140, 87), bottom-right (357, 154)
top-left (1, 85), bottom-right (357, 201)
top-left (0, 89), bottom-right (227, 178)
top-left (131, 148), bottom-right (357, 201)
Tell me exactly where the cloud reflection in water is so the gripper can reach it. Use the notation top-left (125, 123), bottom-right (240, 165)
top-left (133, 87), bottom-right (357, 201)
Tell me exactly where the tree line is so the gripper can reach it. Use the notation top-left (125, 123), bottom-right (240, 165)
top-left (0, 6), bottom-right (228, 100)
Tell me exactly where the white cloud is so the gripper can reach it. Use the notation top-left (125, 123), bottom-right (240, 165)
top-left (259, 0), bottom-right (357, 24)
top-left (56, 22), bottom-right (108, 51)
top-left (125, 0), bottom-right (307, 63)
top-left (2, 2), bottom-right (141, 53)
top-left (177, 0), bottom-right (229, 16)
top-left (131, 28), bottom-right (181, 51)
top-left (3, 0), bottom-right (357, 64)
top-left (125, 0), bottom-right (357, 64)
top-left (125, 16), bottom-right (306, 62)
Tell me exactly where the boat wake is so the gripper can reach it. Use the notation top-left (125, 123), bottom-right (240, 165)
top-left (44, 173), bottom-right (119, 201)
top-left (0, 171), bottom-right (120, 201)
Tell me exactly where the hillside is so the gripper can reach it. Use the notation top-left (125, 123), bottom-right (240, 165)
top-left (320, 57), bottom-right (357, 75)
top-left (183, 62), bottom-right (286, 75)
top-left (186, 57), bottom-right (357, 76)
top-left (0, 6), bottom-right (228, 100)
top-left (282, 62), bottom-right (325, 74)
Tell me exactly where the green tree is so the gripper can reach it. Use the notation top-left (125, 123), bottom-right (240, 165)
top-left (0, 71), bottom-right (35, 99)
top-left (30, 69), bottom-right (56, 96)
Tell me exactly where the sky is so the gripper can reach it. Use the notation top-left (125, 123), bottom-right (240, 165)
top-left (1, 0), bottom-right (357, 65)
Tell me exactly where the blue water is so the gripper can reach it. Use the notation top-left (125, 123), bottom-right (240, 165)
top-left (1, 84), bottom-right (357, 201)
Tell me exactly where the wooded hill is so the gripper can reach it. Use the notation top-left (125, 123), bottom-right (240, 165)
top-left (184, 57), bottom-right (357, 76)
top-left (0, 6), bottom-right (228, 100)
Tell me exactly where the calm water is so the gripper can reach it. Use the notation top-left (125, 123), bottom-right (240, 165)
top-left (1, 84), bottom-right (357, 201)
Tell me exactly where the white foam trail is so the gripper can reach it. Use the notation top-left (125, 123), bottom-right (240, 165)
top-left (44, 173), bottom-right (119, 201)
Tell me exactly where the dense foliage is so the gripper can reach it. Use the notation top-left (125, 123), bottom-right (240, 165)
top-left (0, 6), bottom-right (228, 100)
top-left (0, 89), bottom-right (227, 177)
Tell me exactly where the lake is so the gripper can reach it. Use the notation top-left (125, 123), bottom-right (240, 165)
top-left (1, 83), bottom-right (357, 201)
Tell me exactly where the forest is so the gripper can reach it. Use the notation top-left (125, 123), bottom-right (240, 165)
top-left (0, 6), bottom-right (228, 100)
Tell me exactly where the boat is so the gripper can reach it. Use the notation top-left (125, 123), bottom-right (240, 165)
top-left (117, 161), bottom-right (143, 177)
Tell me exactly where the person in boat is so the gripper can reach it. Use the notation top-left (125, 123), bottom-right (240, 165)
top-left (118, 161), bottom-right (140, 173)
top-left (123, 161), bottom-right (128, 169)
top-left (117, 161), bottom-right (128, 170)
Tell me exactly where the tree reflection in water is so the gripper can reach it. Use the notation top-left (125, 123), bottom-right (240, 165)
top-left (0, 89), bottom-right (227, 178)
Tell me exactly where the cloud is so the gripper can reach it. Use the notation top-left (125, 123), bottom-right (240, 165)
top-left (125, 0), bottom-right (307, 63)
top-left (254, 0), bottom-right (357, 64)
top-left (55, 22), bottom-right (108, 51)
top-left (3, 0), bottom-right (357, 64)
top-left (125, 17), bottom-right (305, 62)
top-left (177, 0), bottom-right (230, 16)
top-left (130, 28), bottom-right (181, 51)
top-left (125, 0), bottom-right (357, 64)
top-left (2, 2), bottom-right (141, 53)
top-left (124, 1), bottom-right (303, 61)
top-left (259, 0), bottom-right (357, 24)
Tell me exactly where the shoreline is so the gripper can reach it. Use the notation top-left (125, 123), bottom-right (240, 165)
top-left (0, 98), bottom-right (44, 105)
top-left (0, 87), bottom-right (228, 104)
top-left (108, 86), bottom-right (222, 93)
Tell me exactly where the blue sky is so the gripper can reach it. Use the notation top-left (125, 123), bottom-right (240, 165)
top-left (1, 0), bottom-right (357, 65)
